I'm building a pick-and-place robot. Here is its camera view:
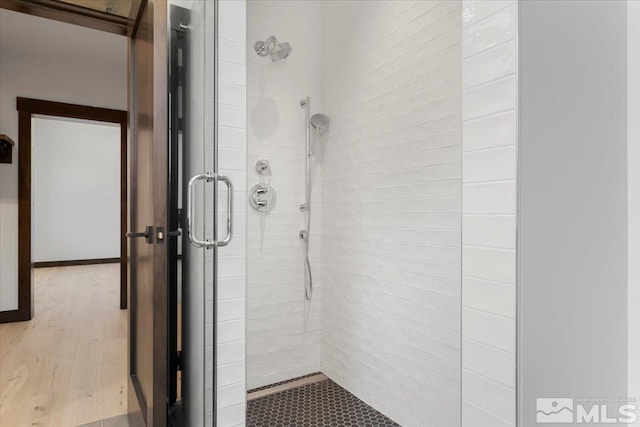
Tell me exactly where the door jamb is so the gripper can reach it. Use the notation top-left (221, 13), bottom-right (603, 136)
top-left (0, 0), bottom-right (145, 36)
top-left (15, 97), bottom-right (128, 321)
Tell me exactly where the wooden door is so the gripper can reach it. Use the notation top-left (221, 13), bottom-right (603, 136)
top-left (127, 0), bottom-right (168, 426)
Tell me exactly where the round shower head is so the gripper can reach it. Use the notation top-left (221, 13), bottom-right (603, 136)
top-left (255, 36), bottom-right (292, 62)
top-left (310, 113), bottom-right (330, 131)
top-left (270, 42), bottom-right (292, 62)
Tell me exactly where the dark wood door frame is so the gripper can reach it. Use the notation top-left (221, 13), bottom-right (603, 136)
top-left (0, 0), bottom-right (145, 36)
top-left (16, 97), bottom-right (128, 322)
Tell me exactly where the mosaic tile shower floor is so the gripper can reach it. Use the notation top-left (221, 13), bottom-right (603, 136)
top-left (247, 378), bottom-right (400, 427)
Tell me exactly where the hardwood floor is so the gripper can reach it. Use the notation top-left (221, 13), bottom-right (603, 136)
top-left (0, 265), bottom-right (127, 427)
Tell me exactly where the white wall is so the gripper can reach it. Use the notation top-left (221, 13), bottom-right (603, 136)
top-left (461, 1), bottom-right (517, 426)
top-left (519, 1), bottom-right (628, 425)
top-left (0, 9), bottom-right (126, 311)
top-left (246, 0), bottom-right (323, 390)
top-left (629, 0), bottom-right (640, 415)
top-left (321, 2), bottom-right (462, 426)
top-left (32, 117), bottom-right (120, 262)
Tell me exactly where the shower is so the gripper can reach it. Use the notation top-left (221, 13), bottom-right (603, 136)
top-left (254, 35), bottom-right (292, 61)
top-left (311, 113), bottom-right (330, 131)
top-left (309, 113), bottom-right (329, 157)
top-left (300, 98), bottom-right (329, 300)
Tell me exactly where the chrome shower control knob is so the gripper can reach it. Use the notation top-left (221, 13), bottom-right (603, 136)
top-left (249, 184), bottom-right (277, 214)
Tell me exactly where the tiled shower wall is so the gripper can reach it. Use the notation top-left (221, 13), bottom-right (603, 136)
top-left (461, 1), bottom-right (517, 426)
top-left (209, 1), bottom-right (248, 426)
top-left (321, 2), bottom-right (462, 426)
top-left (239, 0), bottom-right (518, 425)
top-left (246, 0), bottom-right (323, 390)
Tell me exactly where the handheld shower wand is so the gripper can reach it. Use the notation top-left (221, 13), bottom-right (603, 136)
top-left (299, 98), bottom-right (329, 301)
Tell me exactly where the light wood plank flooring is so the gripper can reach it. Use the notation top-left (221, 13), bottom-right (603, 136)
top-left (0, 264), bottom-right (127, 427)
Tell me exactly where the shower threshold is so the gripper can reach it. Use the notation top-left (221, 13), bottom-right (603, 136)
top-left (247, 373), bottom-right (400, 426)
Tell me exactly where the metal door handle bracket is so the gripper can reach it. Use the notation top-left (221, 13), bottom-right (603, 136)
top-left (186, 172), bottom-right (234, 249)
top-left (217, 174), bottom-right (234, 246)
top-left (187, 172), bottom-right (215, 249)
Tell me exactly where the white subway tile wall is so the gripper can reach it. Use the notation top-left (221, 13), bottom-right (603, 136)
top-left (209, 1), bottom-right (247, 426)
top-left (321, 2), bottom-right (462, 426)
top-left (461, 1), bottom-right (517, 426)
top-left (246, 0), bottom-right (324, 390)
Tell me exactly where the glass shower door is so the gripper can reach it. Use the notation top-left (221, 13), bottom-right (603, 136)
top-left (168, 2), bottom-right (229, 426)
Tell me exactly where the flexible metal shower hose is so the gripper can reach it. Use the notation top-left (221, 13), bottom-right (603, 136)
top-left (304, 214), bottom-right (313, 300)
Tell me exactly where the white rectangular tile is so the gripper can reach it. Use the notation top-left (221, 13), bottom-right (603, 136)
top-left (462, 307), bottom-right (515, 353)
top-left (219, 0), bottom-right (246, 23)
top-left (463, 110), bottom-right (516, 151)
top-left (220, 82), bottom-right (246, 107)
top-left (463, 181), bottom-right (516, 214)
top-left (462, 369), bottom-right (515, 424)
top-left (462, 399), bottom-right (513, 427)
top-left (463, 39), bottom-right (516, 90)
top-left (463, 145), bottom-right (517, 182)
top-left (462, 214), bottom-right (516, 249)
top-left (462, 276), bottom-right (515, 319)
top-left (462, 0), bottom-right (513, 26)
top-left (219, 38), bottom-right (246, 66)
top-left (463, 246), bottom-right (516, 284)
top-left (218, 319), bottom-right (245, 345)
top-left (218, 340), bottom-right (245, 366)
top-left (218, 383), bottom-right (247, 409)
top-left (462, 5), bottom-right (516, 58)
top-left (217, 403), bottom-right (246, 426)
top-left (463, 75), bottom-right (516, 120)
top-left (217, 361), bottom-right (246, 388)
top-left (462, 338), bottom-right (515, 387)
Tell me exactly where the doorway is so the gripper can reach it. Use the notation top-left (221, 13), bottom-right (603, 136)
top-left (0, 99), bottom-right (129, 426)
top-left (16, 98), bottom-right (128, 320)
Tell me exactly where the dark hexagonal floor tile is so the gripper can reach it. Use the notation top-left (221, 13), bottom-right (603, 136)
top-left (247, 378), bottom-right (400, 427)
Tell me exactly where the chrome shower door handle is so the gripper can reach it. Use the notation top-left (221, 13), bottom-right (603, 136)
top-left (217, 174), bottom-right (234, 246)
top-left (187, 172), bottom-right (215, 249)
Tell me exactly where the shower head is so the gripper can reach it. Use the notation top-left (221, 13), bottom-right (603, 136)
top-left (270, 42), bottom-right (292, 61)
top-left (310, 113), bottom-right (330, 132)
top-left (255, 36), bottom-right (292, 62)
top-left (308, 113), bottom-right (330, 157)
